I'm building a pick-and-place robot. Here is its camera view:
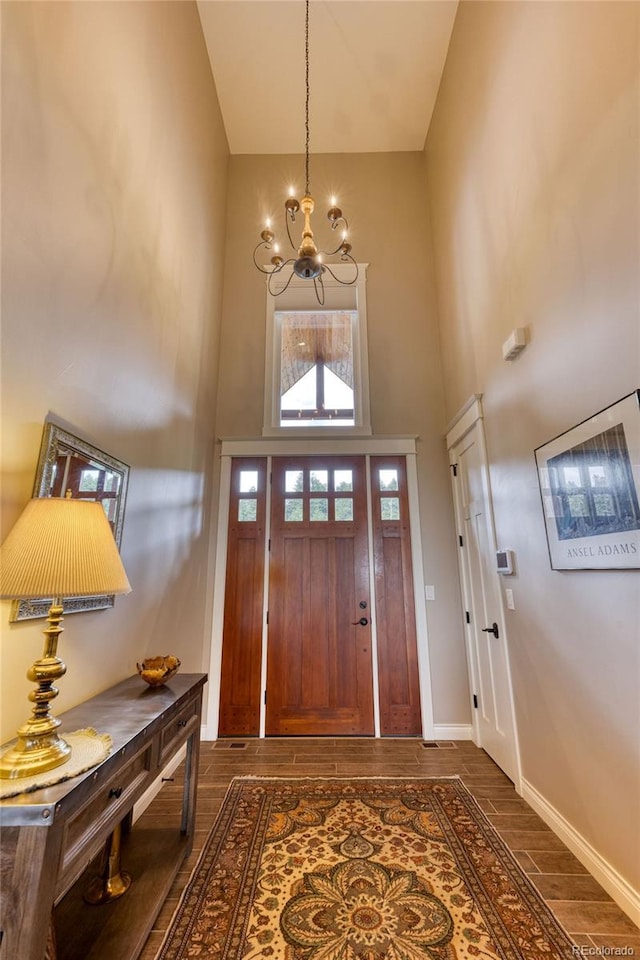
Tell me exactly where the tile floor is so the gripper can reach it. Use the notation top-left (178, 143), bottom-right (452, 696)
top-left (138, 738), bottom-right (639, 959)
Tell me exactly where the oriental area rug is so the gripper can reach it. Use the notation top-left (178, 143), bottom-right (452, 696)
top-left (157, 777), bottom-right (576, 960)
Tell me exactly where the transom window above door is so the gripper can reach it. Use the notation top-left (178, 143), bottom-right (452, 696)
top-left (279, 311), bottom-right (356, 426)
top-left (263, 265), bottom-right (371, 436)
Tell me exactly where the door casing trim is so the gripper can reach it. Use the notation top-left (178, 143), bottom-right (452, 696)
top-left (205, 436), bottom-right (435, 740)
top-left (446, 397), bottom-right (522, 789)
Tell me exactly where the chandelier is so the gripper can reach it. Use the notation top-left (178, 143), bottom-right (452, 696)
top-left (253, 0), bottom-right (358, 305)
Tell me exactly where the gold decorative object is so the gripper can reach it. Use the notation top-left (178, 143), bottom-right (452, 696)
top-left (0, 497), bottom-right (131, 779)
top-left (84, 821), bottom-right (131, 904)
top-left (137, 655), bottom-right (181, 687)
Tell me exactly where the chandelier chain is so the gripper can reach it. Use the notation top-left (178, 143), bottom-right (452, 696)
top-left (305, 0), bottom-right (310, 196)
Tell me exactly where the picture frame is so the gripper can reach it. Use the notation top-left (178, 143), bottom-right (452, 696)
top-left (534, 390), bottom-right (640, 570)
top-left (11, 421), bottom-right (130, 620)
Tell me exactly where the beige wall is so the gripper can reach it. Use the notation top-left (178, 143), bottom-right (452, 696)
top-left (1, 1), bottom-right (229, 738)
top-left (217, 152), bottom-right (470, 725)
top-left (5, 0), bottom-right (636, 902)
top-left (425, 1), bottom-right (639, 889)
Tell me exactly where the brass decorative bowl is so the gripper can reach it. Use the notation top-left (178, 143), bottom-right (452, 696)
top-left (137, 655), bottom-right (181, 687)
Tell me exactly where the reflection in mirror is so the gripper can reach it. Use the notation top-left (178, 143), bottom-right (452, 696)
top-left (11, 422), bottom-right (130, 621)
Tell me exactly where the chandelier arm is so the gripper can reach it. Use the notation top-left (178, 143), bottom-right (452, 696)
top-left (329, 215), bottom-right (349, 233)
top-left (321, 237), bottom-right (351, 258)
top-left (253, 244), bottom-right (296, 278)
top-left (312, 274), bottom-right (326, 305)
top-left (253, 243), bottom-right (275, 275)
top-left (267, 265), bottom-right (298, 297)
top-left (320, 260), bottom-right (359, 286)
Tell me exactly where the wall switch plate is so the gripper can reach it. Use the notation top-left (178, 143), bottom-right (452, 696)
top-left (425, 585), bottom-right (435, 602)
top-left (505, 588), bottom-right (515, 610)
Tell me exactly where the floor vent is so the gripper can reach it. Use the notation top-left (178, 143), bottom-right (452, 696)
top-left (422, 741), bottom-right (457, 749)
top-left (230, 742), bottom-right (247, 749)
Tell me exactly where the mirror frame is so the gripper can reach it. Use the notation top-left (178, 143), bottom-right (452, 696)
top-left (11, 421), bottom-right (130, 621)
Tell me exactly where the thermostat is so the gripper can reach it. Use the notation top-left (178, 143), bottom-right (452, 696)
top-left (496, 550), bottom-right (514, 575)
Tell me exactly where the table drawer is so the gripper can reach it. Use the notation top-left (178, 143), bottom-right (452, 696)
top-left (57, 742), bottom-right (153, 895)
top-left (159, 697), bottom-right (200, 766)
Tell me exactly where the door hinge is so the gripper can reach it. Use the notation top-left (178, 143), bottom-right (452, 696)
top-left (264, 690), bottom-right (267, 705)
top-left (459, 535), bottom-right (464, 547)
top-left (465, 611), bottom-right (471, 624)
top-left (450, 463), bottom-right (458, 477)
top-left (473, 694), bottom-right (478, 709)
top-left (266, 610), bottom-right (269, 624)
top-left (268, 538), bottom-right (271, 551)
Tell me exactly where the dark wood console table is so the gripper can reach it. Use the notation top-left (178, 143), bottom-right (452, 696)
top-left (0, 673), bottom-right (207, 960)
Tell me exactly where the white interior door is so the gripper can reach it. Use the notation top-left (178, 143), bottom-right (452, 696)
top-left (450, 418), bottom-right (520, 784)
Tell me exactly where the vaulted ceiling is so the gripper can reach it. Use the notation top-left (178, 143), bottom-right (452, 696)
top-left (196, 1), bottom-right (458, 155)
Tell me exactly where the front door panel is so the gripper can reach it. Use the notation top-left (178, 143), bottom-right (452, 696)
top-left (266, 456), bottom-right (374, 735)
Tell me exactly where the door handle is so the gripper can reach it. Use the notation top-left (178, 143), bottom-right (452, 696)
top-left (352, 617), bottom-right (369, 626)
top-left (481, 622), bottom-right (500, 639)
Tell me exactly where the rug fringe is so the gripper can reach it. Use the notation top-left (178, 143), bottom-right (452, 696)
top-left (233, 774), bottom-right (464, 781)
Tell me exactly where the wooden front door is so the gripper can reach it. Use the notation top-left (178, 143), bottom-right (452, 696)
top-left (266, 456), bottom-right (374, 735)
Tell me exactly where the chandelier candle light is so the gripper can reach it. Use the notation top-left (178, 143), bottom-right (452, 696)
top-left (253, 0), bottom-right (358, 304)
top-left (0, 496), bottom-right (131, 779)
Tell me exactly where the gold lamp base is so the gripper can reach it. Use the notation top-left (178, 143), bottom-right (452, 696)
top-left (0, 729), bottom-right (71, 779)
top-left (0, 600), bottom-right (71, 780)
top-left (84, 822), bottom-right (132, 904)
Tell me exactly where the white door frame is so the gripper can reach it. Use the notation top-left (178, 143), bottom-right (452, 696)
top-left (446, 396), bottom-right (522, 790)
top-left (204, 436), bottom-right (435, 741)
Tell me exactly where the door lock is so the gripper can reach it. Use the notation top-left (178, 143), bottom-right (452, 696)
top-left (481, 622), bottom-right (500, 639)
top-left (352, 617), bottom-right (369, 626)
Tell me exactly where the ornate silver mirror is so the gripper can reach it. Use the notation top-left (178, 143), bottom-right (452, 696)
top-left (11, 421), bottom-right (130, 621)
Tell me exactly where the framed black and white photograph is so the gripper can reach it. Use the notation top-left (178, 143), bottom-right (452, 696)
top-left (534, 390), bottom-right (640, 570)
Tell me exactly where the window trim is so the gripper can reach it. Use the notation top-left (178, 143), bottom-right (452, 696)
top-left (262, 263), bottom-right (371, 437)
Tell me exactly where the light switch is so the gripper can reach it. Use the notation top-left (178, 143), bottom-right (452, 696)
top-left (505, 588), bottom-right (515, 610)
top-left (425, 585), bottom-right (435, 602)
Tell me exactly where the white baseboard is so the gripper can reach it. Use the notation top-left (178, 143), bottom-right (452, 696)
top-left (521, 777), bottom-right (640, 927)
top-left (432, 724), bottom-right (474, 741)
top-left (200, 727), bottom-right (475, 743)
top-left (201, 723), bottom-right (213, 743)
top-left (132, 744), bottom-right (187, 823)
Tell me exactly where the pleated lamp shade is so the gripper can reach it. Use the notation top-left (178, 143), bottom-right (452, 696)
top-left (0, 498), bottom-right (131, 599)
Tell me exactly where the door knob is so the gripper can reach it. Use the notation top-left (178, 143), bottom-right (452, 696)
top-left (481, 622), bottom-right (500, 639)
top-left (352, 617), bottom-right (369, 626)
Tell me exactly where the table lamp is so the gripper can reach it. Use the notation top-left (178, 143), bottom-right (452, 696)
top-left (0, 496), bottom-right (131, 779)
